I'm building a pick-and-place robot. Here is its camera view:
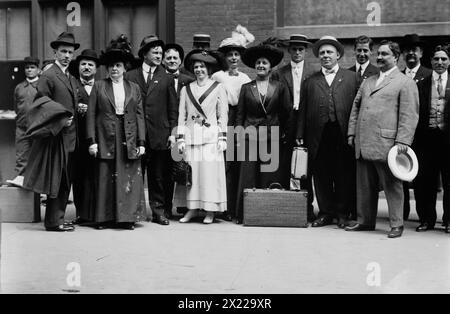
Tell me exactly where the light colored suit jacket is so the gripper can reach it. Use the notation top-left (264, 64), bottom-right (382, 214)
top-left (348, 67), bottom-right (419, 162)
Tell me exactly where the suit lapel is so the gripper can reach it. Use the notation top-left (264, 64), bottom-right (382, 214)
top-left (264, 81), bottom-right (276, 111)
top-left (135, 67), bottom-right (148, 94)
top-left (250, 83), bottom-right (267, 115)
top-left (124, 80), bottom-right (132, 109)
top-left (370, 68), bottom-right (399, 95)
top-left (54, 66), bottom-right (75, 97)
top-left (283, 65), bottom-right (294, 92)
top-left (332, 68), bottom-right (345, 90)
top-left (104, 79), bottom-right (117, 111)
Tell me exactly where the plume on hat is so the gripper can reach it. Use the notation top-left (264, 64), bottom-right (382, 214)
top-left (219, 25), bottom-right (255, 48)
top-left (261, 37), bottom-right (289, 48)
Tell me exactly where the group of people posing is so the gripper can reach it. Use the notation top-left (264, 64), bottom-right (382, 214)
top-left (9, 27), bottom-right (450, 238)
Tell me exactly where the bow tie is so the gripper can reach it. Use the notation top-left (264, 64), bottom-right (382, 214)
top-left (172, 73), bottom-right (179, 79)
top-left (324, 69), bottom-right (336, 75)
top-left (81, 79), bottom-right (94, 86)
top-left (228, 71), bottom-right (239, 77)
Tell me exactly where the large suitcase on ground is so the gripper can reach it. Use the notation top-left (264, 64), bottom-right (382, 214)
top-left (243, 184), bottom-right (308, 228)
top-left (0, 186), bottom-right (41, 223)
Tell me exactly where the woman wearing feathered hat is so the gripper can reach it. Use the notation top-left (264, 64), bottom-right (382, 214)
top-left (211, 25), bottom-right (254, 221)
top-left (176, 50), bottom-right (229, 224)
top-left (234, 42), bottom-right (292, 224)
top-left (86, 35), bottom-right (147, 230)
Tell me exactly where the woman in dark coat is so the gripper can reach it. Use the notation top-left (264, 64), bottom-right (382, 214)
top-left (235, 44), bottom-right (292, 224)
top-left (86, 35), bottom-right (147, 230)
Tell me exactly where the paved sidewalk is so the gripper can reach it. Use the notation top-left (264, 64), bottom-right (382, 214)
top-left (1, 198), bottom-right (449, 294)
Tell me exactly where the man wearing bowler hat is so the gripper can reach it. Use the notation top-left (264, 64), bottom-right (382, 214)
top-left (272, 34), bottom-right (316, 222)
top-left (401, 33), bottom-right (433, 220)
top-left (23, 32), bottom-right (80, 232)
top-left (126, 35), bottom-right (178, 225)
top-left (296, 36), bottom-right (358, 228)
top-left (71, 49), bottom-right (100, 224)
top-left (413, 45), bottom-right (450, 234)
top-left (346, 40), bottom-right (419, 238)
top-left (6, 56), bottom-right (41, 188)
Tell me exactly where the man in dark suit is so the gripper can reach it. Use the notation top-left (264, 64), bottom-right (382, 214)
top-left (413, 45), bottom-right (450, 234)
top-left (272, 34), bottom-right (316, 222)
top-left (296, 36), bottom-right (357, 229)
top-left (71, 49), bottom-right (99, 224)
top-left (32, 32), bottom-right (80, 232)
top-left (162, 43), bottom-right (194, 217)
top-left (348, 35), bottom-right (379, 90)
top-left (401, 34), bottom-right (433, 221)
top-left (126, 35), bottom-right (178, 225)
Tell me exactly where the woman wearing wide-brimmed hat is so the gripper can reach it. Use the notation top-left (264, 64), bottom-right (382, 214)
top-left (176, 50), bottom-right (229, 224)
top-left (212, 25), bottom-right (254, 221)
top-left (86, 35), bottom-right (147, 230)
top-left (234, 43), bottom-right (292, 224)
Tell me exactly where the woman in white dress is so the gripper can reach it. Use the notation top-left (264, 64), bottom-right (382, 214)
top-left (177, 50), bottom-right (228, 224)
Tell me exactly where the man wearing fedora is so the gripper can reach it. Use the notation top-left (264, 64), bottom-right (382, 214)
top-left (348, 35), bottom-right (379, 90)
top-left (24, 32), bottom-right (80, 232)
top-left (401, 33), bottom-right (433, 221)
top-left (6, 56), bottom-right (41, 188)
top-left (126, 35), bottom-right (178, 225)
top-left (272, 34), bottom-right (315, 221)
top-left (71, 49), bottom-right (100, 224)
top-left (346, 40), bottom-right (419, 238)
top-left (413, 45), bottom-right (450, 234)
top-left (296, 36), bottom-right (357, 229)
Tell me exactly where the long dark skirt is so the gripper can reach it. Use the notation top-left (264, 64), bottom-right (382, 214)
top-left (93, 116), bottom-right (147, 223)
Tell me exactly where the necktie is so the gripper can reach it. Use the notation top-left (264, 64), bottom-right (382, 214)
top-left (357, 66), bottom-right (363, 79)
top-left (325, 69), bottom-right (335, 75)
top-left (228, 71), bottom-right (239, 77)
top-left (294, 66), bottom-right (301, 78)
top-left (437, 75), bottom-right (443, 97)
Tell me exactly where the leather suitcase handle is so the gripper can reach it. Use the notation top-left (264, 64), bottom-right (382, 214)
top-left (268, 183), bottom-right (283, 190)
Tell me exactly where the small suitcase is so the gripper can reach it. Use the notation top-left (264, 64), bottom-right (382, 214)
top-left (0, 186), bottom-right (41, 223)
top-left (291, 147), bottom-right (308, 180)
top-left (244, 184), bottom-right (308, 228)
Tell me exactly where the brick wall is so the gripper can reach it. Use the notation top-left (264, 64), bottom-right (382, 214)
top-left (175, 0), bottom-right (276, 77)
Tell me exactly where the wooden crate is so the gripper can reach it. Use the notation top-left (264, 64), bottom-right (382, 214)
top-left (243, 188), bottom-right (308, 228)
top-left (0, 186), bottom-right (41, 223)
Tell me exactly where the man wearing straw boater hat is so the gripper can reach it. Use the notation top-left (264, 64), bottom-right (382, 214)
top-left (346, 40), bottom-right (419, 238)
top-left (23, 32), bottom-right (80, 232)
top-left (126, 35), bottom-right (178, 225)
top-left (273, 34), bottom-right (316, 222)
top-left (296, 36), bottom-right (358, 229)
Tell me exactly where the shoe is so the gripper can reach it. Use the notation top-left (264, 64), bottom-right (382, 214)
top-left (153, 215), bottom-right (170, 226)
top-left (444, 224), bottom-right (450, 234)
top-left (235, 218), bottom-right (243, 225)
top-left (96, 224), bottom-right (106, 230)
top-left (164, 211), bottom-right (174, 220)
top-left (345, 223), bottom-right (376, 232)
top-left (416, 223), bottom-right (434, 232)
top-left (71, 217), bottom-right (88, 225)
top-left (179, 209), bottom-right (198, 223)
top-left (6, 176), bottom-right (24, 188)
top-left (120, 222), bottom-right (135, 230)
top-left (221, 212), bottom-right (233, 221)
top-left (388, 226), bottom-right (404, 239)
top-left (203, 212), bottom-right (215, 224)
top-left (46, 225), bottom-right (75, 232)
top-left (63, 221), bottom-right (74, 227)
top-left (311, 215), bottom-right (333, 228)
top-left (337, 218), bottom-right (349, 229)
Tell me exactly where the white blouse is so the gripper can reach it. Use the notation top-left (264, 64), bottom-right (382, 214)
top-left (112, 80), bottom-right (125, 115)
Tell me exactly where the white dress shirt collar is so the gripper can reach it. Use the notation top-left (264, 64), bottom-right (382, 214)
top-left (433, 70), bottom-right (448, 82)
top-left (55, 60), bottom-right (68, 74)
top-left (291, 60), bottom-right (304, 69)
top-left (356, 61), bottom-right (370, 73)
top-left (322, 64), bottom-right (339, 76)
top-left (406, 63), bottom-right (421, 76)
